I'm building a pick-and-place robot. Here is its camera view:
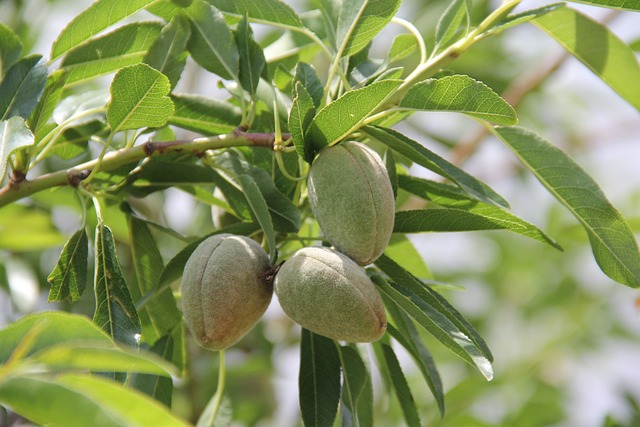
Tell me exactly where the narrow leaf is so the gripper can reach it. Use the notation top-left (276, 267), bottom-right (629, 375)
top-left (400, 74), bottom-right (517, 125)
top-left (307, 79), bottom-right (402, 150)
top-left (183, 0), bottom-right (239, 81)
top-left (372, 274), bottom-right (493, 380)
top-left (28, 70), bottom-right (68, 136)
top-left (533, 6), bottom-right (640, 110)
top-left (338, 346), bottom-right (369, 425)
top-left (169, 93), bottom-right (241, 135)
top-left (492, 126), bottom-right (640, 288)
top-left (294, 62), bottom-right (323, 108)
top-left (209, 0), bottom-right (304, 28)
top-left (289, 82), bottom-right (316, 162)
top-left (398, 175), bottom-right (562, 249)
top-left (53, 89), bottom-right (110, 127)
top-left (131, 334), bottom-right (175, 407)
top-left (363, 125), bottom-right (509, 208)
top-left (238, 174), bottom-right (277, 263)
top-left (0, 55), bottom-right (47, 121)
top-left (490, 4), bottom-right (564, 35)
top-left (107, 63), bottom-right (174, 132)
top-left (0, 116), bottom-right (34, 182)
top-left (435, 0), bottom-right (472, 51)
top-left (235, 15), bottom-right (266, 97)
top-left (336, 0), bottom-right (403, 57)
top-left (385, 235), bottom-right (432, 279)
top-left (379, 342), bottom-right (421, 427)
top-left (0, 23), bottom-right (22, 76)
top-left (566, 0), bottom-right (640, 11)
top-left (388, 34), bottom-right (418, 62)
top-left (46, 228), bottom-right (88, 303)
top-left (0, 374), bottom-right (190, 427)
top-left (299, 329), bottom-right (341, 427)
top-left (93, 224), bottom-right (141, 348)
top-left (144, 16), bottom-right (191, 89)
top-left (51, 0), bottom-right (158, 60)
top-left (60, 23), bottom-right (162, 86)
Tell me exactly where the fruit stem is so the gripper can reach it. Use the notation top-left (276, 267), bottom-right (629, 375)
top-left (197, 351), bottom-right (226, 427)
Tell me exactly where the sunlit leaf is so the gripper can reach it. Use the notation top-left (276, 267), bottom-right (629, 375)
top-left (47, 229), bottom-right (88, 303)
top-left (0, 116), bottom-right (33, 182)
top-left (144, 16), bottom-right (191, 89)
top-left (336, 0), bottom-right (402, 57)
top-left (566, 0), bottom-right (640, 11)
top-left (388, 34), bottom-right (418, 62)
top-left (0, 55), bottom-right (47, 121)
top-left (492, 126), bottom-right (640, 288)
top-left (299, 329), bottom-right (341, 427)
top-left (294, 62), bottom-right (323, 108)
top-left (51, 0), bottom-right (158, 60)
top-left (53, 89), bottom-right (110, 127)
top-left (238, 174), bottom-right (277, 263)
top-left (28, 70), bottom-right (68, 136)
top-left (490, 3), bottom-right (564, 35)
top-left (0, 23), bottom-right (22, 76)
top-left (289, 82), bottom-right (316, 162)
top-left (107, 64), bottom-right (174, 132)
top-left (209, 0), bottom-right (304, 28)
top-left (435, 0), bottom-right (471, 52)
top-left (235, 15), bottom-right (266, 97)
top-left (533, 6), bottom-right (640, 110)
top-left (169, 93), bottom-right (241, 135)
top-left (399, 74), bottom-right (517, 125)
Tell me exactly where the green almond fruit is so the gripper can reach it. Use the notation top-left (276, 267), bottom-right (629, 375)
top-left (181, 234), bottom-right (272, 351)
top-left (274, 246), bottom-right (387, 342)
top-left (308, 141), bottom-right (395, 265)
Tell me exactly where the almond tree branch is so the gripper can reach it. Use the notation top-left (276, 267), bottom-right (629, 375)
top-left (0, 129), bottom-right (288, 209)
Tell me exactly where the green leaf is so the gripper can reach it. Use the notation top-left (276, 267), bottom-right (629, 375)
top-left (208, 0), bottom-right (304, 28)
top-left (51, 0), bottom-right (159, 61)
top-left (362, 126), bottom-right (509, 208)
top-left (492, 126), bottom-right (640, 288)
top-left (378, 342), bottom-right (421, 427)
top-left (289, 82), bottom-right (316, 162)
top-left (0, 116), bottom-right (33, 182)
top-left (294, 62), bottom-right (324, 108)
top-left (435, 0), bottom-right (471, 52)
top-left (0, 312), bottom-right (111, 363)
top-left (566, 0), bottom-right (640, 11)
top-left (183, 0), bottom-right (239, 81)
top-left (490, 4), bottom-right (564, 35)
top-left (46, 229), bottom-right (88, 303)
top-left (235, 15), bottom-right (266, 97)
top-left (398, 175), bottom-right (562, 249)
top-left (28, 70), bottom-right (68, 136)
top-left (338, 346), bottom-right (370, 426)
top-left (60, 23), bottom-right (162, 86)
top-left (144, 16), bottom-right (191, 89)
top-left (372, 274), bottom-right (493, 380)
top-left (0, 23), bottom-right (22, 77)
top-left (131, 334), bottom-right (176, 406)
top-left (299, 329), bottom-right (341, 427)
top-left (307, 79), bottom-right (401, 150)
top-left (376, 254), bottom-right (493, 363)
top-left (107, 64), bottom-right (174, 132)
top-left (0, 55), bottom-right (47, 121)
top-left (0, 373), bottom-right (190, 427)
top-left (238, 174), bottom-right (277, 263)
top-left (128, 216), bottom-right (182, 343)
top-left (93, 224), bottom-right (141, 348)
top-left (388, 34), bottom-right (418, 62)
top-left (169, 93), bottom-right (240, 135)
top-left (53, 89), bottom-right (110, 127)
top-left (385, 235), bottom-right (432, 279)
top-left (336, 0), bottom-right (402, 57)
top-left (0, 204), bottom-right (66, 251)
top-left (533, 6), bottom-right (640, 110)
top-left (399, 75), bottom-right (518, 125)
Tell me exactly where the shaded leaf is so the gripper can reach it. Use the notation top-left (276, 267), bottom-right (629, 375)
top-left (299, 329), bottom-right (341, 427)
top-left (183, 0), bottom-right (239, 81)
top-left (144, 16), bottom-right (191, 89)
top-left (0, 116), bottom-right (33, 182)
top-left (209, 0), bottom-right (304, 28)
top-left (490, 4), bottom-right (565, 35)
top-left (363, 126), bottom-right (509, 208)
top-left (0, 55), bottom-right (47, 121)
top-left (294, 62), bottom-right (323, 108)
top-left (398, 175), bottom-right (562, 249)
top-left (46, 229), bottom-right (89, 303)
top-left (238, 174), bottom-right (277, 263)
top-left (53, 89), bottom-right (110, 127)
top-left (533, 6), bottom-right (640, 110)
top-left (289, 82), bottom-right (316, 162)
top-left (492, 126), bottom-right (640, 288)
top-left (378, 342), bottom-right (421, 427)
top-left (169, 93), bottom-right (241, 135)
top-left (28, 70), bottom-right (68, 136)
top-left (435, 0), bottom-right (472, 51)
top-left (0, 23), bottom-right (22, 76)
top-left (0, 374), bottom-right (190, 427)
top-left (566, 0), bottom-right (640, 11)
top-left (235, 15), bottom-right (266, 97)
top-left (338, 346), bottom-right (369, 426)
top-left (60, 22), bottom-right (162, 85)
top-left (107, 64), bottom-right (174, 132)
top-left (131, 335), bottom-right (176, 407)
top-left (399, 74), bottom-right (517, 125)
top-left (51, 0), bottom-right (158, 60)
top-left (0, 203), bottom-right (66, 250)
top-left (388, 34), bottom-right (418, 62)
top-left (336, 0), bottom-right (403, 57)
top-left (307, 79), bottom-right (402, 150)
top-left (93, 224), bottom-right (141, 348)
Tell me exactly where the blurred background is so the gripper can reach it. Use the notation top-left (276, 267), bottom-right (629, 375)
top-left (0, 0), bottom-right (639, 426)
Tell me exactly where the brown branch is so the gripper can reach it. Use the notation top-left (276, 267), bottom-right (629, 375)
top-left (0, 130), bottom-right (289, 209)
